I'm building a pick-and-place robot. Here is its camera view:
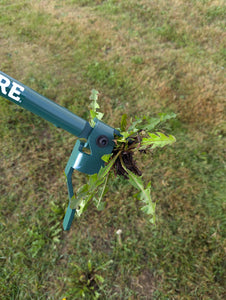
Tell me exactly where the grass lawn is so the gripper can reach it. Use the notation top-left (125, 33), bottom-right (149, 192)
top-left (0, 0), bottom-right (225, 299)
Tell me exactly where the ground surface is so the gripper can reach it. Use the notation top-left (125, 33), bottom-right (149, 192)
top-left (0, 0), bottom-right (225, 299)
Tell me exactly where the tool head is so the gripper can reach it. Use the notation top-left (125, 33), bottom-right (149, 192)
top-left (72, 118), bottom-right (117, 174)
top-left (63, 118), bottom-right (119, 230)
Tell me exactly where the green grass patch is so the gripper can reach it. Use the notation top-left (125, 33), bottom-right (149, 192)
top-left (0, 0), bottom-right (225, 299)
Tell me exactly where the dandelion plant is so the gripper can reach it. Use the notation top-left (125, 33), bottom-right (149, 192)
top-left (71, 90), bottom-right (176, 223)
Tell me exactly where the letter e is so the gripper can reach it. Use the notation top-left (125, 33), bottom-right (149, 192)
top-left (8, 82), bottom-right (25, 102)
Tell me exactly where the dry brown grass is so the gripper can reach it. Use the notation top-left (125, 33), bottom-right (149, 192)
top-left (3, 0), bottom-right (225, 128)
top-left (1, 0), bottom-right (225, 298)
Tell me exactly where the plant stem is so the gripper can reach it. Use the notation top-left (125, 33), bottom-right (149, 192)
top-left (97, 172), bottom-right (110, 208)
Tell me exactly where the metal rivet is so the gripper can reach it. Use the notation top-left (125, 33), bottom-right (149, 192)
top-left (96, 135), bottom-right (109, 148)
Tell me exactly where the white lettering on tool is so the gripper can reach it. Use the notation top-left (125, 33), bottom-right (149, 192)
top-left (0, 74), bottom-right (24, 102)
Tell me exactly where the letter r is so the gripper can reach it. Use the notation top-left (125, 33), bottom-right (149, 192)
top-left (0, 74), bottom-right (10, 95)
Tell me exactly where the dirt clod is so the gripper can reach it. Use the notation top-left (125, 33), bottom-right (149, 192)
top-left (113, 148), bottom-right (142, 179)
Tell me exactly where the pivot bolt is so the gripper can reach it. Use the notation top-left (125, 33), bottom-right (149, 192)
top-left (96, 135), bottom-right (109, 148)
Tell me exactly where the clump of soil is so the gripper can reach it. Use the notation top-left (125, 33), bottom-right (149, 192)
top-left (112, 137), bottom-right (143, 179)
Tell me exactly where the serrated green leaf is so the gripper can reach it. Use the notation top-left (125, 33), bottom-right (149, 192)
top-left (146, 181), bottom-right (152, 189)
top-left (94, 199), bottom-right (106, 211)
top-left (70, 195), bottom-right (80, 209)
top-left (158, 112), bottom-right (177, 122)
top-left (117, 131), bottom-right (135, 142)
top-left (89, 89), bottom-right (104, 126)
top-left (101, 153), bottom-right (113, 163)
top-left (96, 111), bottom-right (104, 120)
top-left (128, 116), bottom-right (143, 132)
top-left (120, 114), bottom-right (127, 131)
top-left (95, 173), bottom-right (109, 209)
top-left (90, 109), bottom-right (96, 120)
top-left (120, 157), bottom-right (155, 223)
top-left (142, 117), bottom-right (161, 131)
top-left (76, 197), bottom-right (90, 216)
top-left (89, 89), bottom-right (99, 102)
top-left (128, 112), bottom-right (177, 132)
top-left (88, 173), bottom-right (99, 188)
top-left (71, 152), bottom-right (119, 213)
top-left (141, 132), bottom-right (176, 149)
top-left (98, 152), bottom-right (119, 179)
top-left (141, 202), bottom-right (156, 215)
top-left (128, 173), bottom-right (144, 190)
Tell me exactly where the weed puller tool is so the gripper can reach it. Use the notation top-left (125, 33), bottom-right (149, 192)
top-left (0, 71), bottom-right (119, 230)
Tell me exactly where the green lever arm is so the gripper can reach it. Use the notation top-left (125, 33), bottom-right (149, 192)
top-left (0, 71), bottom-right (92, 139)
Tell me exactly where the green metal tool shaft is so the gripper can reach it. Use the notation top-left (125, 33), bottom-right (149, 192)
top-left (0, 71), bottom-right (92, 139)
